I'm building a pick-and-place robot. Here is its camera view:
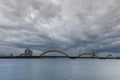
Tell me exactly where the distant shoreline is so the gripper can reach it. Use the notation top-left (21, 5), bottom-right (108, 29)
top-left (0, 56), bottom-right (120, 59)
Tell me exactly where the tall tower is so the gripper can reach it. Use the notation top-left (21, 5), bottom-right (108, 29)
top-left (25, 48), bottom-right (33, 56)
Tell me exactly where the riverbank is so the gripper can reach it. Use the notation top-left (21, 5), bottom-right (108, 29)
top-left (0, 56), bottom-right (120, 59)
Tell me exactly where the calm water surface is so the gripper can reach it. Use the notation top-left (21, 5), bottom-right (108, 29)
top-left (0, 59), bottom-right (120, 80)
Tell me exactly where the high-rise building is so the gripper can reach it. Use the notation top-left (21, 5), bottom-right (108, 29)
top-left (25, 48), bottom-right (33, 56)
top-left (20, 48), bottom-right (33, 56)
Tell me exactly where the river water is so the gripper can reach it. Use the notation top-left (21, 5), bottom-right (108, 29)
top-left (0, 59), bottom-right (120, 80)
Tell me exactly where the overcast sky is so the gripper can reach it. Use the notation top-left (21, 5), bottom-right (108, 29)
top-left (0, 0), bottom-right (120, 56)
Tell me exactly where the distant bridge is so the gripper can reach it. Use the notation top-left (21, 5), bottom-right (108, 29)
top-left (40, 50), bottom-right (70, 58)
top-left (39, 50), bottom-right (100, 58)
top-left (4, 49), bottom-right (115, 59)
top-left (77, 53), bottom-right (99, 58)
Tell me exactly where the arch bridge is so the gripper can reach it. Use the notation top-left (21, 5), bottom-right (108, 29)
top-left (77, 53), bottom-right (98, 58)
top-left (40, 50), bottom-right (70, 58)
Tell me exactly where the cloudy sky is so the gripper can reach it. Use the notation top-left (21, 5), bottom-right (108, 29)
top-left (0, 0), bottom-right (120, 56)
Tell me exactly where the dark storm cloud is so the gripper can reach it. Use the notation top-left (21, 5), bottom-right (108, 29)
top-left (0, 0), bottom-right (120, 55)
